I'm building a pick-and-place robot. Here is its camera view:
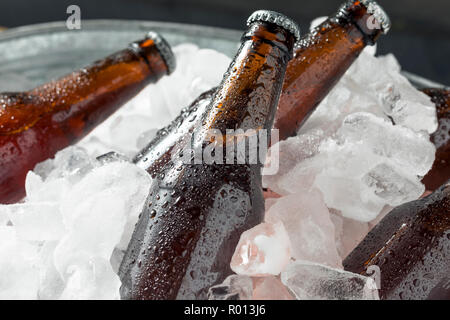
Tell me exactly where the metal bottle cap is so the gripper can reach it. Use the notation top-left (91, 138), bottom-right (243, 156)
top-left (361, 0), bottom-right (391, 34)
top-left (146, 31), bottom-right (176, 74)
top-left (247, 10), bottom-right (301, 42)
top-left (339, 0), bottom-right (391, 34)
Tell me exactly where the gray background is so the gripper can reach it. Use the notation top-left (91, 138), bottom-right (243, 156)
top-left (1, 0), bottom-right (449, 85)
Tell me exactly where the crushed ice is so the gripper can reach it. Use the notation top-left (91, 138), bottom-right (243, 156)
top-left (0, 45), bottom-right (230, 299)
top-left (229, 19), bottom-right (437, 299)
top-left (0, 18), bottom-right (438, 299)
top-left (0, 147), bottom-right (153, 299)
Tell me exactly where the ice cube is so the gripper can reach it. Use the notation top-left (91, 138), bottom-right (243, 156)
top-left (337, 112), bottom-right (435, 176)
top-left (173, 43), bottom-right (202, 74)
top-left (315, 174), bottom-right (385, 222)
top-left (274, 155), bottom-right (324, 196)
top-left (312, 112), bottom-right (435, 221)
top-left (362, 163), bottom-right (425, 206)
top-left (208, 275), bottom-right (253, 300)
top-left (252, 276), bottom-right (294, 300)
top-left (49, 161), bottom-right (151, 287)
top-left (297, 83), bottom-right (355, 136)
top-left (265, 191), bottom-right (342, 268)
top-left (263, 131), bottom-right (324, 195)
top-left (54, 194), bottom-right (128, 277)
top-left (35, 146), bottom-right (94, 183)
top-left (77, 136), bottom-right (113, 158)
top-left (189, 48), bottom-right (231, 86)
top-left (0, 227), bottom-right (40, 299)
top-left (144, 44), bottom-right (231, 120)
top-left (7, 202), bottom-right (65, 241)
top-left (0, 206), bottom-right (10, 226)
top-left (299, 49), bottom-right (437, 139)
top-left (264, 197), bottom-right (279, 213)
top-left (108, 114), bottom-right (160, 156)
top-left (59, 161), bottom-right (151, 231)
top-left (37, 241), bottom-right (65, 300)
top-left (348, 52), bottom-right (437, 133)
top-left (58, 257), bottom-right (121, 300)
top-left (281, 261), bottom-right (379, 300)
top-left (25, 171), bottom-right (72, 203)
top-left (330, 212), bottom-right (370, 259)
top-left (24, 171), bottom-right (44, 201)
top-left (230, 221), bottom-right (291, 276)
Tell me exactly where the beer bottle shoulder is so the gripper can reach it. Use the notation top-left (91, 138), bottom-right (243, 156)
top-left (133, 87), bottom-right (216, 176)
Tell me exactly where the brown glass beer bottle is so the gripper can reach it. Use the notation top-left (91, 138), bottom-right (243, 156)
top-left (275, 0), bottom-right (391, 140)
top-left (421, 88), bottom-right (450, 191)
top-left (133, 0), bottom-right (391, 176)
top-left (0, 32), bottom-right (175, 204)
top-left (133, 88), bottom-right (215, 178)
top-left (119, 10), bottom-right (300, 300)
top-left (344, 181), bottom-right (450, 299)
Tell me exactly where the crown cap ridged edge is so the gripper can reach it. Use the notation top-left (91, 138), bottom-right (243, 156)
top-left (247, 10), bottom-right (301, 42)
top-left (361, 0), bottom-right (391, 34)
top-left (146, 31), bottom-right (176, 74)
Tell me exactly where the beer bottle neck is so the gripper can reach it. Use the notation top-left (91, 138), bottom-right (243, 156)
top-left (335, 1), bottom-right (385, 45)
top-left (130, 36), bottom-right (171, 80)
top-left (0, 36), bottom-right (170, 136)
top-left (204, 22), bottom-right (295, 133)
top-left (243, 22), bottom-right (295, 60)
top-left (274, 1), bottom-right (389, 141)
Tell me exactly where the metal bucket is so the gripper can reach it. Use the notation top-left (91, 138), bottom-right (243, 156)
top-left (0, 20), bottom-right (242, 90)
top-left (0, 20), bottom-right (446, 91)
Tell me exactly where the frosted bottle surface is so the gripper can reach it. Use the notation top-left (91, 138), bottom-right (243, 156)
top-left (344, 181), bottom-right (450, 300)
top-left (119, 10), bottom-right (299, 300)
top-left (0, 32), bottom-right (174, 204)
top-left (133, 88), bottom-right (215, 177)
top-left (421, 88), bottom-right (450, 191)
